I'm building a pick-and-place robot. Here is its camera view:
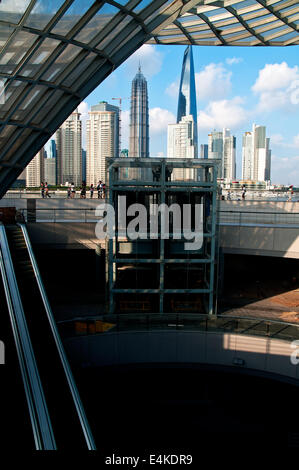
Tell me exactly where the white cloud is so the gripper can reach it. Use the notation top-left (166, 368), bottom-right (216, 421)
top-left (198, 97), bottom-right (247, 131)
top-left (165, 78), bottom-right (179, 98)
top-left (196, 63), bottom-right (232, 101)
top-left (165, 63), bottom-right (232, 103)
top-left (120, 107), bottom-right (175, 152)
top-left (271, 154), bottom-right (299, 184)
top-left (226, 57), bottom-right (243, 65)
top-left (252, 62), bottom-right (299, 112)
top-left (268, 133), bottom-right (299, 149)
top-left (252, 62), bottom-right (299, 93)
top-left (270, 133), bottom-right (284, 146)
top-left (149, 108), bottom-right (176, 136)
top-left (124, 45), bottom-right (163, 78)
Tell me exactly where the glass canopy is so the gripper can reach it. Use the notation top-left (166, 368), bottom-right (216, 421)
top-left (0, 0), bottom-right (299, 196)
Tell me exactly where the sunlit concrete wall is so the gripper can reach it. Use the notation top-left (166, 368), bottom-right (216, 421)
top-left (220, 225), bottom-right (299, 258)
top-left (64, 330), bottom-right (299, 383)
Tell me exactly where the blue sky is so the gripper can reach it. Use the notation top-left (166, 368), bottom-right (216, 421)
top-left (75, 44), bottom-right (299, 185)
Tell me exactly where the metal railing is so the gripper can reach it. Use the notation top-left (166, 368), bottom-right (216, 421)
top-left (57, 313), bottom-right (299, 343)
top-left (17, 207), bottom-right (299, 227)
top-left (20, 207), bottom-right (100, 223)
top-left (219, 210), bottom-right (299, 226)
top-left (19, 223), bottom-right (96, 450)
top-left (0, 223), bottom-right (56, 450)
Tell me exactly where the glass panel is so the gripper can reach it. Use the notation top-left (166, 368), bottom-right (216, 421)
top-left (18, 38), bottom-right (61, 78)
top-left (133, 0), bottom-right (160, 12)
top-left (0, 80), bottom-right (27, 116)
top-left (51, 0), bottom-right (94, 36)
top-left (74, 4), bottom-right (119, 44)
top-left (24, 0), bottom-right (66, 30)
top-left (61, 52), bottom-right (97, 87)
top-left (2, 128), bottom-right (32, 162)
top-left (18, 84), bottom-right (48, 110)
top-left (31, 89), bottom-right (64, 126)
top-left (0, 0), bottom-right (31, 25)
top-left (40, 63), bottom-right (63, 82)
top-left (41, 43), bottom-right (82, 82)
top-left (0, 124), bottom-right (15, 140)
top-left (113, 0), bottom-right (130, 5)
top-left (96, 16), bottom-right (131, 51)
top-left (0, 31), bottom-right (37, 73)
top-left (0, 24), bottom-right (15, 48)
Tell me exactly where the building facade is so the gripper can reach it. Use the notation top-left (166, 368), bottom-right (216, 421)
top-left (129, 66), bottom-right (149, 158)
top-left (177, 45), bottom-right (198, 158)
top-left (26, 148), bottom-right (45, 187)
top-left (55, 110), bottom-right (82, 186)
top-left (200, 144), bottom-right (208, 159)
top-left (86, 101), bottom-right (119, 185)
top-left (242, 124), bottom-right (271, 182)
top-left (167, 115), bottom-right (196, 180)
top-left (208, 129), bottom-right (236, 181)
top-left (44, 159), bottom-right (56, 185)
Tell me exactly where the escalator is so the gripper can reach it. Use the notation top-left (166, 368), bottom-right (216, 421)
top-left (0, 223), bottom-right (96, 451)
top-left (0, 267), bottom-right (35, 450)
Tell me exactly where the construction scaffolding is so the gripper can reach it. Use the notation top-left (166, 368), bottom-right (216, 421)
top-left (106, 158), bottom-right (220, 315)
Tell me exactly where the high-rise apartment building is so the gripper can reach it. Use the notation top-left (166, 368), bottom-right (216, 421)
top-left (177, 45), bottom-right (198, 158)
top-left (208, 129), bottom-right (236, 181)
top-left (44, 158), bottom-right (56, 185)
top-left (167, 115), bottom-right (196, 180)
top-left (55, 109), bottom-right (82, 185)
top-left (129, 66), bottom-right (149, 158)
top-left (242, 124), bottom-right (271, 182)
top-left (44, 139), bottom-right (57, 186)
top-left (26, 148), bottom-right (45, 187)
top-left (86, 101), bottom-right (119, 185)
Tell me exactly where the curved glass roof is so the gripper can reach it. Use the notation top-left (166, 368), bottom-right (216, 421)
top-left (0, 0), bottom-right (299, 196)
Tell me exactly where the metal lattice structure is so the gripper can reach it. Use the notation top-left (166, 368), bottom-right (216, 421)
top-left (107, 157), bottom-right (219, 315)
top-left (0, 0), bottom-right (299, 197)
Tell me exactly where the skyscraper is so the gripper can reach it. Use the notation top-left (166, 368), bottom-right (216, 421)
top-left (208, 129), bottom-right (236, 182)
top-left (177, 45), bottom-right (198, 158)
top-left (56, 109), bottom-right (82, 185)
top-left (26, 148), bottom-right (45, 187)
top-left (129, 66), bottom-right (149, 158)
top-left (200, 144), bottom-right (208, 159)
top-left (44, 139), bottom-right (56, 185)
top-left (86, 101), bottom-right (119, 185)
top-left (167, 115), bottom-right (196, 180)
top-left (242, 124), bottom-right (271, 182)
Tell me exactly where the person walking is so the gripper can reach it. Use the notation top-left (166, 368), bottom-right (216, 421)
top-left (71, 182), bottom-right (75, 198)
top-left (97, 181), bottom-right (102, 199)
top-left (41, 181), bottom-right (45, 199)
top-left (45, 182), bottom-right (51, 198)
top-left (90, 184), bottom-right (94, 198)
top-left (67, 186), bottom-right (71, 198)
top-left (81, 180), bottom-right (86, 199)
top-left (102, 182), bottom-right (106, 199)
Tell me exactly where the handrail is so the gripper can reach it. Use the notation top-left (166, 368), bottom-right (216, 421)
top-left (18, 223), bottom-right (96, 451)
top-left (0, 223), bottom-right (56, 450)
top-left (57, 313), bottom-right (299, 343)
